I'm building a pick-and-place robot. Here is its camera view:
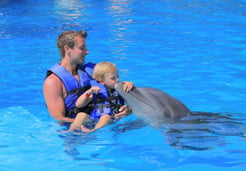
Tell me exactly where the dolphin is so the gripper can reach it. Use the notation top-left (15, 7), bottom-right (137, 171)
top-left (115, 83), bottom-right (190, 127)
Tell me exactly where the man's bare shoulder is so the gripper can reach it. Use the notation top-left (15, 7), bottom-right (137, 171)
top-left (43, 73), bottom-right (63, 89)
top-left (45, 73), bottom-right (60, 83)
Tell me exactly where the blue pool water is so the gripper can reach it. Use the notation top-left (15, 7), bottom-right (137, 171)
top-left (0, 0), bottom-right (246, 170)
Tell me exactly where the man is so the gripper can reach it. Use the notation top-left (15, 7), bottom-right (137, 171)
top-left (43, 30), bottom-right (131, 124)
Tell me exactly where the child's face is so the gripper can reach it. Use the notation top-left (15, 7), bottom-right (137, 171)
top-left (101, 70), bottom-right (119, 89)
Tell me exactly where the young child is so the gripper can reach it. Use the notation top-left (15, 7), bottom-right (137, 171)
top-left (67, 62), bottom-right (133, 133)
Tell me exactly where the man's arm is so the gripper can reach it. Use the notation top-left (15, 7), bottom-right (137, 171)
top-left (43, 74), bottom-right (74, 123)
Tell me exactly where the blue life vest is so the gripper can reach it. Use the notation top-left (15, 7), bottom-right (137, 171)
top-left (89, 80), bottom-right (124, 121)
top-left (45, 62), bottom-right (95, 118)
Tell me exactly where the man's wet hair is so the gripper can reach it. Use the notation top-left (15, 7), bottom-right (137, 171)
top-left (57, 30), bottom-right (87, 58)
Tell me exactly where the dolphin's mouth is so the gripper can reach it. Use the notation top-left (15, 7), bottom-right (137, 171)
top-left (127, 87), bottom-right (136, 94)
top-left (131, 93), bottom-right (156, 110)
top-left (115, 83), bottom-right (156, 110)
top-left (121, 86), bottom-right (156, 110)
top-left (115, 83), bottom-right (135, 94)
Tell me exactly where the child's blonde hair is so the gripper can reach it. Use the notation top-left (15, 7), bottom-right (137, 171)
top-left (93, 62), bottom-right (118, 82)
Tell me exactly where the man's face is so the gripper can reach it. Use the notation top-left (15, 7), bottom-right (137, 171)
top-left (69, 36), bottom-right (88, 64)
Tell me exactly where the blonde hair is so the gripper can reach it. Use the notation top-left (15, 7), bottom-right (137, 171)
top-left (93, 62), bottom-right (118, 82)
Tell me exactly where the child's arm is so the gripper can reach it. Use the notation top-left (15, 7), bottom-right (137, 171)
top-left (81, 115), bottom-right (112, 133)
top-left (122, 81), bottom-right (134, 92)
top-left (76, 86), bottom-right (101, 108)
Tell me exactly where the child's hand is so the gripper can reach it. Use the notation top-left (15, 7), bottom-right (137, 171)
top-left (86, 86), bottom-right (101, 97)
top-left (114, 105), bottom-right (131, 119)
top-left (122, 81), bottom-right (134, 92)
top-left (90, 86), bottom-right (101, 94)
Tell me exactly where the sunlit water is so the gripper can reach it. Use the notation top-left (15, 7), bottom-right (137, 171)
top-left (0, 0), bottom-right (245, 170)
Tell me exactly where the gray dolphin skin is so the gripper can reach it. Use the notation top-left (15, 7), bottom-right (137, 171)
top-left (115, 83), bottom-right (190, 127)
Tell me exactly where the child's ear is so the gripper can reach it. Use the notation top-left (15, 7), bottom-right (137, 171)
top-left (98, 79), bottom-right (105, 85)
top-left (98, 77), bottom-right (105, 84)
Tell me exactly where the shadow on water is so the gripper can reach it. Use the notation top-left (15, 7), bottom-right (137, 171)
top-left (111, 111), bottom-right (246, 151)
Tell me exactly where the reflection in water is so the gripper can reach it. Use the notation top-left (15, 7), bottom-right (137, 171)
top-left (166, 112), bottom-right (246, 150)
top-left (59, 132), bottom-right (97, 161)
top-left (56, 111), bottom-right (246, 169)
top-left (112, 112), bottom-right (246, 151)
top-left (53, 0), bottom-right (87, 30)
top-left (106, 0), bottom-right (135, 60)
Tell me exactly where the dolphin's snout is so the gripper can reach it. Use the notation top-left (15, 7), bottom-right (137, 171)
top-left (115, 82), bottom-right (135, 94)
top-left (115, 82), bottom-right (123, 90)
